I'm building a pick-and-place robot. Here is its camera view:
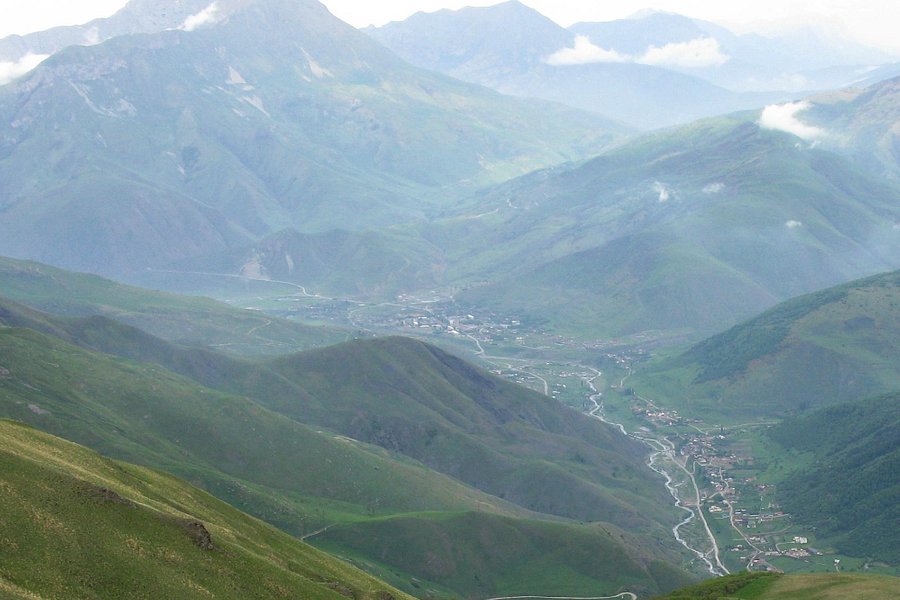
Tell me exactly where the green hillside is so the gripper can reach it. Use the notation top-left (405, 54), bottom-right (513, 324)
top-left (650, 572), bottom-right (900, 600)
top-left (767, 394), bottom-right (900, 563)
top-left (0, 295), bottom-right (675, 532)
top-left (632, 269), bottom-right (900, 419)
top-left (316, 512), bottom-right (694, 600)
top-left (0, 277), bottom-right (675, 533)
top-left (0, 419), bottom-right (413, 600)
top-left (0, 256), bottom-right (348, 354)
top-left (0, 298), bottom-right (694, 598)
top-left (255, 336), bottom-right (670, 529)
top-left (0, 325), bottom-right (527, 525)
top-left (449, 113), bottom-right (900, 339)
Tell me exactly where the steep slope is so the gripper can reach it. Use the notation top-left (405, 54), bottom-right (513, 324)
top-left (0, 304), bottom-right (695, 598)
top-left (0, 325), bottom-right (529, 527)
top-left (0, 419), bottom-right (414, 600)
top-left (803, 75), bottom-right (900, 180)
top-left (256, 336), bottom-right (669, 528)
top-left (0, 0), bottom-right (615, 278)
top-left (0, 256), bottom-right (347, 354)
top-left (448, 111), bottom-right (900, 339)
top-left (316, 512), bottom-right (695, 600)
top-left (0, 292), bottom-right (673, 533)
top-left (368, 2), bottom-right (783, 129)
top-left (767, 394), bottom-right (900, 563)
top-left (632, 270), bottom-right (900, 419)
top-left (650, 572), bottom-right (900, 600)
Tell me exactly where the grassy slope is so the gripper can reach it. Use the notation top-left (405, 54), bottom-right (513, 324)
top-left (0, 309), bottom-right (694, 598)
top-left (450, 116), bottom-right (900, 339)
top-left (766, 394), bottom-right (900, 563)
top-left (315, 512), bottom-right (694, 600)
top-left (0, 291), bottom-right (675, 534)
top-left (650, 572), bottom-right (900, 599)
top-left (0, 326), bottom-right (526, 525)
top-left (632, 269), bottom-right (900, 420)
top-left (0, 256), bottom-right (348, 354)
top-left (256, 336), bottom-right (671, 530)
top-left (0, 419), bottom-right (413, 600)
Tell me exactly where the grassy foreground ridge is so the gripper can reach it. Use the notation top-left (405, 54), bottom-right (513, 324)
top-left (651, 571), bottom-right (900, 599)
top-left (0, 419), bottom-right (412, 600)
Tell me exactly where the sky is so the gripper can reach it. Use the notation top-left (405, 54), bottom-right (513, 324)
top-left (0, 0), bottom-right (898, 55)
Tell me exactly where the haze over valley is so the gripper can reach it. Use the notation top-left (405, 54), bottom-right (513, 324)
top-left (0, 1), bottom-right (898, 599)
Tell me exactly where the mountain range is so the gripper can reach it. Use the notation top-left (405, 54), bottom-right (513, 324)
top-left (0, 0), bottom-right (617, 279)
top-left (1, 0), bottom-right (898, 595)
top-left (368, 3), bottom-right (899, 128)
top-left (367, 2), bottom-right (783, 129)
top-left (447, 92), bottom-right (900, 339)
top-left (2, 0), bottom-right (898, 346)
top-left (161, 76), bottom-right (900, 343)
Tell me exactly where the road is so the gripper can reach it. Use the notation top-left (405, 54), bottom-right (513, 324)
top-left (300, 524), bottom-right (332, 541)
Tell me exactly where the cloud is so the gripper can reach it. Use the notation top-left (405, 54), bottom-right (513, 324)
top-left (786, 220), bottom-right (803, 229)
top-left (654, 182), bottom-right (670, 202)
top-left (544, 35), bottom-right (629, 66)
top-left (0, 53), bottom-right (49, 85)
top-left (545, 35), bottom-right (729, 70)
top-left (703, 182), bottom-right (725, 194)
top-left (181, 2), bottom-right (219, 32)
top-left (637, 37), bottom-right (730, 68)
top-left (759, 101), bottom-right (829, 142)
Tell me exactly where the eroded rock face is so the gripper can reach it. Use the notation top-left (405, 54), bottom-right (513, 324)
top-left (182, 520), bottom-right (214, 550)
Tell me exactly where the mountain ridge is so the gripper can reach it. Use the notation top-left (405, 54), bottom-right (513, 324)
top-left (631, 269), bottom-right (900, 419)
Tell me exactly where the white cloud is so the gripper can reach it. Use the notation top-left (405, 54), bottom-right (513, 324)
top-left (544, 35), bottom-right (629, 66)
top-left (637, 37), bottom-right (730, 68)
top-left (786, 220), bottom-right (803, 228)
top-left (545, 35), bottom-right (729, 69)
top-left (703, 182), bottom-right (725, 194)
top-left (759, 101), bottom-right (829, 141)
top-left (181, 2), bottom-right (219, 32)
top-left (0, 53), bottom-right (49, 85)
top-left (654, 182), bottom-right (671, 202)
